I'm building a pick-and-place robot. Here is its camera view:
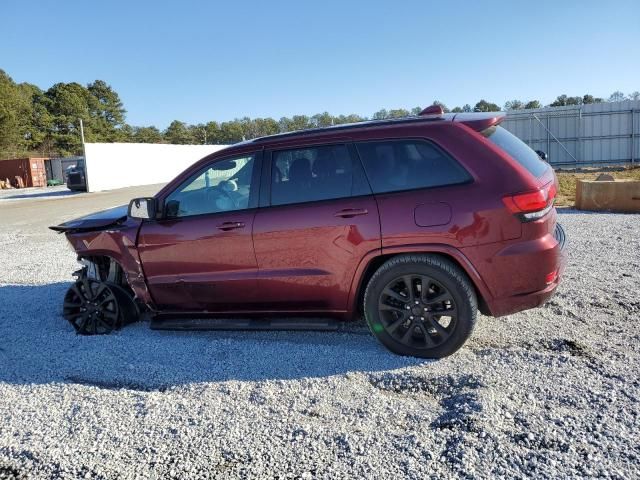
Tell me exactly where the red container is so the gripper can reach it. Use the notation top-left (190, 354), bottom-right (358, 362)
top-left (0, 157), bottom-right (48, 188)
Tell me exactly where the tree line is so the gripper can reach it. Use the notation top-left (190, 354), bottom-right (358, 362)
top-left (1, 68), bottom-right (638, 158)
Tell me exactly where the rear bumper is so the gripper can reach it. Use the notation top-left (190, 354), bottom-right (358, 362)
top-left (484, 223), bottom-right (567, 317)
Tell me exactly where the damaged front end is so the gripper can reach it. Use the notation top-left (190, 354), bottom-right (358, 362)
top-left (51, 206), bottom-right (154, 335)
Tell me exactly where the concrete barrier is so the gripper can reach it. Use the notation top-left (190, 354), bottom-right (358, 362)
top-left (84, 143), bottom-right (227, 192)
top-left (575, 179), bottom-right (640, 212)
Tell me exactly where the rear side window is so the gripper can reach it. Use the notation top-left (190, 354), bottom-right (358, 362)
top-left (482, 125), bottom-right (548, 178)
top-left (270, 144), bottom-right (370, 206)
top-left (355, 140), bottom-right (471, 194)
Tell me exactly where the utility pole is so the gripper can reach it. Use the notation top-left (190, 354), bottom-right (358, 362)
top-left (79, 118), bottom-right (89, 191)
top-left (79, 118), bottom-right (86, 145)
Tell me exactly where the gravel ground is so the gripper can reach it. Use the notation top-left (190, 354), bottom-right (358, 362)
top-left (0, 204), bottom-right (639, 479)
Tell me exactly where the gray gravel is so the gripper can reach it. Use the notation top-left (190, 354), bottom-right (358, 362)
top-left (0, 203), bottom-right (639, 479)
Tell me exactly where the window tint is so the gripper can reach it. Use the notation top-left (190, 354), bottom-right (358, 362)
top-left (482, 125), bottom-right (548, 178)
top-left (355, 140), bottom-right (471, 194)
top-left (165, 155), bottom-right (254, 217)
top-left (271, 145), bottom-right (363, 206)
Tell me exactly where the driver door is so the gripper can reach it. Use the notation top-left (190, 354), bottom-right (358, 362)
top-left (137, 152), bottom-right (261, 312)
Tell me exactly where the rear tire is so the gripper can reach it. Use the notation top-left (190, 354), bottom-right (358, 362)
top-left (363, 254), bottom-right (477, 358)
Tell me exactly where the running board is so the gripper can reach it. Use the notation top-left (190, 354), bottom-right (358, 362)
top-left (150, 317), bottom-right (340, 332)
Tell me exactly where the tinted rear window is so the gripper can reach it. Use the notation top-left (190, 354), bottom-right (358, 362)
top-left (355, 140), bottom-right (471, 194)
top-left (482, 125), bottom-right (548, 178)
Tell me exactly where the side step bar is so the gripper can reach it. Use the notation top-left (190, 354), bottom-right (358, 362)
top-left (150, 317), bottom-right (340, 332)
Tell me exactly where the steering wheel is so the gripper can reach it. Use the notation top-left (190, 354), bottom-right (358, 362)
top-left (205, 186), bottom-right (237, 211)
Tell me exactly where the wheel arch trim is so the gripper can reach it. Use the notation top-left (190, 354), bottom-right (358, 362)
top-left (347, 244), bottom-right (494, 318)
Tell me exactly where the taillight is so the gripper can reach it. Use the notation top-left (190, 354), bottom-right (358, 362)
top-left (503, 182), bottom-right (556, 221)
top-left (545, 269), bottom-right (558, 284)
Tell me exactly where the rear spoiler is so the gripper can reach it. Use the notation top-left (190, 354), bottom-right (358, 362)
top-left (418, 105), bottom-right (505, 131)
top-left (448, 112), bottom-right (506, 131)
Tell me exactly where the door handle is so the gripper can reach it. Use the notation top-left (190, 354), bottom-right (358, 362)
top-left (216, 221), bottom-right (245, 231)
top-left (334, 208), bottom-right (369, 218)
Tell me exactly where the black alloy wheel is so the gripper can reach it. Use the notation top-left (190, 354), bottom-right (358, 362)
top-left (364, 255), bottom-right (477, 358)
top-left (378, 274), bottom-right (457, 349)
top-left (63, 278), bottom-right (120, 335)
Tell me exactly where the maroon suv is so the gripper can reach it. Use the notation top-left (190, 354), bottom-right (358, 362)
top-left (52, 106), bottom-right (566, 358)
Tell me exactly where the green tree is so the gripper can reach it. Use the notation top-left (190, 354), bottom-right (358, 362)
top-left (219, 121), bottom-right (244, 143)
top-left (451, 106), bottom-right (463, 113)
top-left (253, 117), bottom-right (280, 137)
top-left (189, 123), bottom-right (208, 144)
top-left (0, 70), bottom-right (29, 156)
top-left (372, 109), bottom-right (388, 120)
top-left (549, 95), bottom-right (585, 107)
top-left (312, 112), bottom-right (333, 127)
top-left (549, 95), bottom-right (568, 107)
top-left (410, 106), bottom-right (422, 116)
top-left (524, 100), bottom-right (542, 109)
top-left (334, 114), bottom-right (365, 124)
top-left (204, 121), bottom-right (222, 144)
top-left (45, 82), bottom-right (96, 155)
top-left (279, 115), bottom-right (312, 132)
top-left (20, 83), bottom-right (53, 152)
top-left (164, 120), bottom-right (193, 144)
top-left (608, 91), bottom-right (626, 102)
top-left (87, 80), bottom-right (126, 141)
top-left (504, 100), bottom-right (524, 111)
top-left (133, 126), bottom-right (163, 143)
top-left (462, 104), bottom-right (472, 112)
top-left (629, 91), bottom-right (640, 101)
top-left (387, 108), bottom-right (410, 118)
top-left (473, 100), bottom-right (500, 112)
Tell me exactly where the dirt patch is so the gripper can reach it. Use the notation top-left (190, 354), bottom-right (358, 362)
top-left (369, 373), bottom-right (484, 433)
top-left (537, 339), bottom-right (591, 358)
top-left (555, 166), bottom-right (640, 206)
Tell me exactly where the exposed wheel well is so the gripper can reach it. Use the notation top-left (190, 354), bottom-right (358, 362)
top-left (78, 255), bottom-right (132, 293)
top-left (355, 252), bottom-right (490, 317)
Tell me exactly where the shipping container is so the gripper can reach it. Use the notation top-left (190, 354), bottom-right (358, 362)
top-left (0, 157), bottom-right (48, 188)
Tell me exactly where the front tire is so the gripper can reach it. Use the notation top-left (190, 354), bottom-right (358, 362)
top-left (363, 254), bottom-right (477, 358)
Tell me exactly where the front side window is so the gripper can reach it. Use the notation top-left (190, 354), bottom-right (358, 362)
top-left (271, 144), bottom-right (363, 206)
top-left (355, 140), bottom-right (471, 194)
top-left (165, 154), bottom-right (255, 217)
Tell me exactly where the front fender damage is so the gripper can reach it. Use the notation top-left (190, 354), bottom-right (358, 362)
top-left (61, 219), bottom-right (154, 309)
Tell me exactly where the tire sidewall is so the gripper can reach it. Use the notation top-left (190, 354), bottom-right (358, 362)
top-left (364, 260), bottom-right (475, 358)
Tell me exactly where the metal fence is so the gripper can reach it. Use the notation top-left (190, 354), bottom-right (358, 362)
top-left (501, 100), bottom-right (640, 167)
top-left (45, 157), bottom-right (81, 183)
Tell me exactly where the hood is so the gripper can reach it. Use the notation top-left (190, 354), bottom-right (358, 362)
top-left (50, 205), bottom-right (129, 233)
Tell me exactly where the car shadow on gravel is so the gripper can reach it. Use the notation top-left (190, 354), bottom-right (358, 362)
top-left (0, 283), bottom-right (424, 390)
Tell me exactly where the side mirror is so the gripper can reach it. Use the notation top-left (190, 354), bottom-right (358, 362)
top-left (128, 197), bottom-right (156, 219)
top-left (535, 150), bottom-right (548, 161)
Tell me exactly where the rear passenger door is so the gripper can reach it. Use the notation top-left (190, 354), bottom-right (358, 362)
top-left (252, 143), bottom-right (381, 312)
top-left (354, 139), bottom-right (473, 248)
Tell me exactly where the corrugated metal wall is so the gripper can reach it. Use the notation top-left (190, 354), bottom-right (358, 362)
top-left (501, 100), bottom-right (640, 166)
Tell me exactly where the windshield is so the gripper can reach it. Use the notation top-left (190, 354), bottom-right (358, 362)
top-left (482, 125), bottom-right (548, 178)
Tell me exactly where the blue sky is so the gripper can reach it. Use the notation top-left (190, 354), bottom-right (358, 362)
top-left (2, 0), bottom-right (638, 129)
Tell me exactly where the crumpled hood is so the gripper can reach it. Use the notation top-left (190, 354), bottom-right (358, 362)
top-left (50, 205), bottom-right (129, 233)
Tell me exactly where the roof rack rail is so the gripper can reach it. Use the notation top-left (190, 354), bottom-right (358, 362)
top-left (249, 113), bottom-right (447, 144)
